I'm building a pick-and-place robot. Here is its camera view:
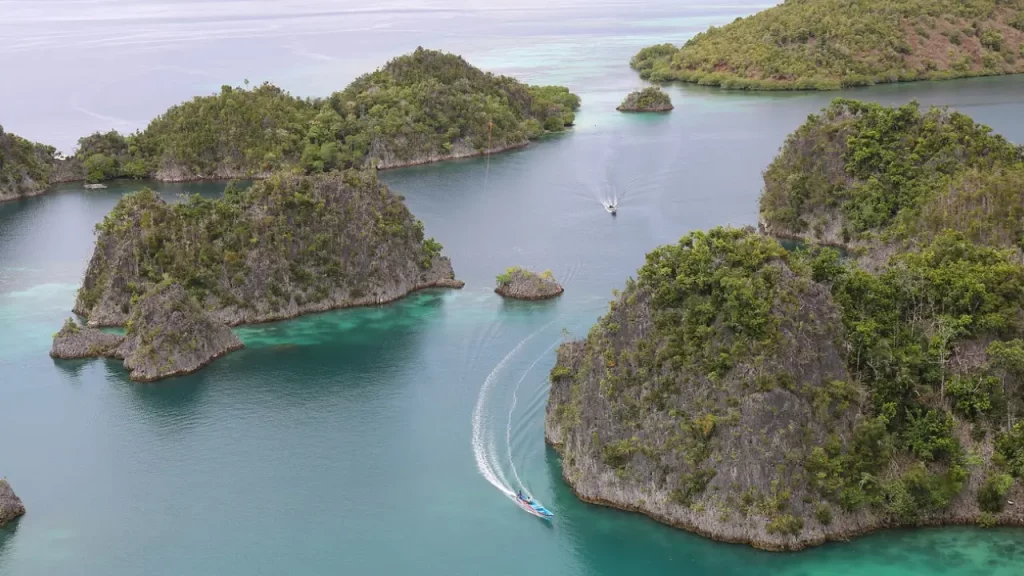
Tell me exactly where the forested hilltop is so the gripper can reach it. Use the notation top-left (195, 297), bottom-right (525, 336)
top-left (68, 48), bottom-right (579, 182)
top-left (548, 100), bottom-right (1024, 550)
top-left (74, 170), bottom-right (463, 327)
top-left (760, 99), bottom-right (1024, 252)
top-left (632, 0), bottom-right (1024, 90)
top-left (0, 125), bottom-right (74, 202)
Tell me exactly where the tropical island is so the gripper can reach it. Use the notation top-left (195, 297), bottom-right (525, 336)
top-left (616, 87), bottom-right (674, 112)
top-left (0, 125), bottom-right (75, 202)
top-left (54, 169), bottom-right (462, 378)
top-left (73, 170), bottom-right (462, 328)
top-left (547, 99), bottom-right (1024, 550)
top-left (0, 478), bottom-right (25, 527)
top-left (36, 48), bottom-right (580, 186)
top-left (494, 267), bottom-right (564, 300)
top-left (631, 0), bottom-right (1024, 90)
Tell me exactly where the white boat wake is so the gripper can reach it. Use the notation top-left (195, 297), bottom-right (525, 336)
top-left (506, 339), bottom-right (562, 491)
top-left (471, 322), bottom-right (554, 496)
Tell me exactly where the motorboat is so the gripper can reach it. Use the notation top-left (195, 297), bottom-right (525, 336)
top-left (513, 492), bottom-right (554, 519)
top-left (605, 202), bottom-right (617, 215)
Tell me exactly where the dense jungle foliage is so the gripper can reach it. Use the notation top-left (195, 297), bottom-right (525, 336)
top-left (77, 170), bottom-right (445, 321)
top-left (70, 48), bottom-right (579, 181)
top-left (632, 0), bottom-right (1024, 90)
top-left (552, 101), bottom-right (1024, 539)
top-left (761, 99), bottom-right (1024, 249)
top-left (0, 125), bottom-right (59, 196)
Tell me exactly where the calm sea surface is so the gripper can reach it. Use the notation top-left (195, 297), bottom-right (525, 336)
top-left (3, 1), bottom-right (1024, 574)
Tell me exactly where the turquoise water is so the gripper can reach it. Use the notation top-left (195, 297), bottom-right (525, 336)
top-left (4, 2), bottom-right (1024, 575)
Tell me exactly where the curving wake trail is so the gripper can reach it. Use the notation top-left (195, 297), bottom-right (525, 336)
top-left (471, 322), bottom-right (554, 496)
top-left (506, 339), bottom-right (562, 491)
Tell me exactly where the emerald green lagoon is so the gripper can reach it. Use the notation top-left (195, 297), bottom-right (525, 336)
top-left (3, 1), bottom-right (1024, 574)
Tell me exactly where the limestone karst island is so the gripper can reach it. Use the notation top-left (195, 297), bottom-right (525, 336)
top-left (4, 1), bottom-right (1024, 573)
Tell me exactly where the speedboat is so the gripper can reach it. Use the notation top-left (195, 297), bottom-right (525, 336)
top-left (605, 202), bottom-right (617, 215)
top-left (513, 493), bottom-right (554, 519)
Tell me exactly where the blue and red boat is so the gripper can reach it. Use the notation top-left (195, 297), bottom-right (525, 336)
top-left (513, 491), bottom-right (553, 519)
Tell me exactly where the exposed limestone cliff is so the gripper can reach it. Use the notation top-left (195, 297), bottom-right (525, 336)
top-left (51, 284), bottom-right (243, 382)
top-left (495, 267), bottom-right (563, 300)
top-left (0, 478), bottom-right (25, 527)
top-left (547, 225), bottom-right (1024, 550)
top-left (50, 318), bottom-right (124, 359)
top-left (117, 282), bottom-right (243, 382)
top-left (74, 170), bottom-right (462, 327)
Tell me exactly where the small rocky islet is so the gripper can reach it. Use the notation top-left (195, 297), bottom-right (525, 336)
top-left (616, 87), bottom-right (673, 112)
top-left (547, 98), bottom-right (1024, 550)
top-left (494, 267), bottom-right (564, 300)
top-left (0, 478), bottom-right (25, 527)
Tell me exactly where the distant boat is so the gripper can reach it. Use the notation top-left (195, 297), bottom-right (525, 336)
top-left (605, 201), bottom-right (617, 215)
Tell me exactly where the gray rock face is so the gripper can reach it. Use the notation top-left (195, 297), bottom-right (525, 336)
top-left (546, 245), bottom-right (861, 550)
top-left (0, 478), bottom-right (25, 527)
top-left (74, 171), bottom-right (464, 327)
top-left (52, 284), bottom-right (243, 382)
top-left (50, 319), bottom-right (124, 359)
top-left (118, 282), bottom-right (243, 382)
top-left (494, 268), bottom-right (563, 300)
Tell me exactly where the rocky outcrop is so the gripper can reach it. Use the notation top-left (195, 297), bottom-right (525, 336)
top-left (494, 267), bottom-right (563, 300)
top-left (372, 140), bottom-right (529, 170)
top-left (0, 125), bottom-right (60, 202)
top-left (616, 87), bottom-right (673, 112)
top-left (0, 478), bottom-right (25, 527)
top-left (117, 282), bottom-right (243, 382)
top-left (547, 228), bottom-right (859, 550)
top-left (50, 318), bottom-right (124, 358)
top-left (51, 285), bottom-right (244, 382)
top-left (545, 225), bottom-right (1024, 550)
top-left (74, 170), bottom-right (463, 327)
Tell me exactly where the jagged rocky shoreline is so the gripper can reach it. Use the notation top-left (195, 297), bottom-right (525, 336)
top-left (546, 100), bottom-right (1024, 550)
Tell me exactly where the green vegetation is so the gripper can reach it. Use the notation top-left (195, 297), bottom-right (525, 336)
top-left (76, 170), bottom-right (452, 324)
top-left (637, 228), bottom-right (791, 373)
top-left (632, 0), bottom-right (1024, 90)
top-left (617, 87), bottom-right (673, 111)
top-left (761, 99), bottom-right (1024, 248)
top-left (74, 48), bottom-right (580, 181)
top-left (494, 266), bottom-right (562, 299)
top-left (978, 472), bottom-right (1013, 512)
top-left (0, 125), bottom-right (59, 199)
top-left (549, 100), bottom-right (1024, 547)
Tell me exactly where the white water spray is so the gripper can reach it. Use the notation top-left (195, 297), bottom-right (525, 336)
top-left (506, 339), bottom-right (561, 491)
top-left (471, 322), bottom-right (553, 496)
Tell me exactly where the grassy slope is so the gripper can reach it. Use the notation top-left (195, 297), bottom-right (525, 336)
top-left (632, 0), bottom-right (1024, 90)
